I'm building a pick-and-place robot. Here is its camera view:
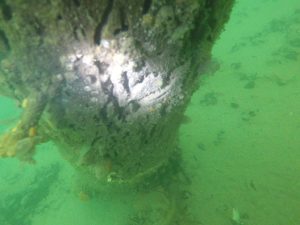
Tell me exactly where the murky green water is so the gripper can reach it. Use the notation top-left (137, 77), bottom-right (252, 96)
top-left (1, 0), bottom-right (300, 224)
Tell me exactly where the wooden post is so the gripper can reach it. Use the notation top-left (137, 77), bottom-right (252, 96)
top-left (0, 0), bottom-right (235, 223)
top-left (0, 1), bottom-right (234, 222)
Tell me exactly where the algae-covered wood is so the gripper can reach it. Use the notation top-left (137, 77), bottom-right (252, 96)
top-left (0, 0), bottom-right (234, 184)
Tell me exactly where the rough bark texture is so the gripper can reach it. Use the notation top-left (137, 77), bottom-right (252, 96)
top-left (0, 0), bottom-right (234, 185)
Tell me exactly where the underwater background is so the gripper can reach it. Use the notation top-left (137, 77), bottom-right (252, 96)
top-left (1, 0), bottom-right (299, 224)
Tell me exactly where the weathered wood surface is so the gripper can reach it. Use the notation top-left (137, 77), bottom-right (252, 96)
top-left (0, 0), bottom-right (234, 184)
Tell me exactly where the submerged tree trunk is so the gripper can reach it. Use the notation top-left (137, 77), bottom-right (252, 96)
top-left (0, 0), bottom-right (234, 222)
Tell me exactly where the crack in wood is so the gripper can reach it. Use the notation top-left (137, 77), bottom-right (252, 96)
top-left (94, 0), bottom-right (115, 45)
top-left (142, 0), bottom-right (152, 15)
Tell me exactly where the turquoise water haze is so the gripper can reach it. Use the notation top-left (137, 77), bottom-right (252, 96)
top-left (1, 0), bottom-right (300, 224)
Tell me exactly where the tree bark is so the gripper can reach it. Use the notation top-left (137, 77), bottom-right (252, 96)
top-left (0, 0), bottom-right (234, 183)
